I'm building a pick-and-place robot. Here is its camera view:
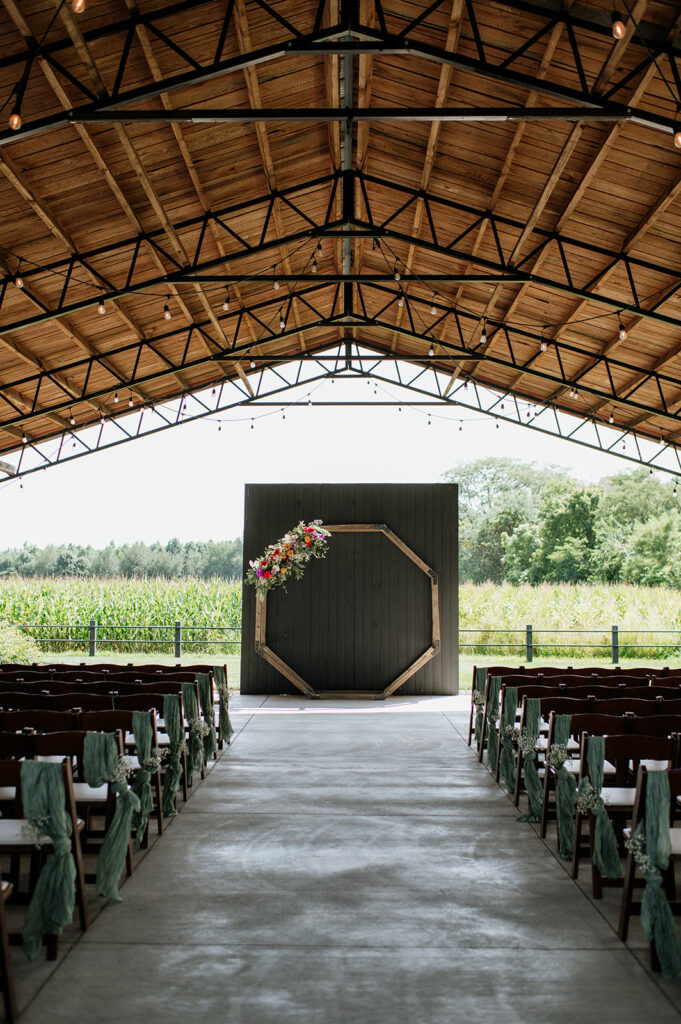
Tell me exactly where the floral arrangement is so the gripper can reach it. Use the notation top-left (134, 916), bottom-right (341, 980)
top-left (246, 519), bottom-right (331, 596)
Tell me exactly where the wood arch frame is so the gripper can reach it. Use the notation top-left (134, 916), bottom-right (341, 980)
top-left (253, 523), bottom-right (441, 700)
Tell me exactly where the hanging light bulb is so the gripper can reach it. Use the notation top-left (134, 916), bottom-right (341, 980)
top-left (114, 391), bottom-right (119, 403)
top-left (427, 415), bottom-right (432, 426)
top-left (99, 411), bottom-right (105, 424)
top-left (397, 292), bottom-right (404, 308)
top-left (674, 127), bottom-right (681, 150)
top-left (72, 0), bottom-right (86, 12)
top-left (608, 411), bottom-right (614, 424)
top-left (222, 290), bottom-right (230, 312)
top-left (128, 395), bottom-right (134, 407)
top-left (317, 241), bottom-right (322, 255)
top-left (211, 388), bottom-right (216, 396)
top-left (480, 318), bottom-right (487, 345)
top-left (500, 402), bottom-right (505, 411)
top-left (540, 333), bottom-right (547, 352)
top-left (618, 319), bottom-right (627, 341)
top-left (463, 380), bottom-right (468, 390)
top-left (428, 343), bottom-right (434, 357)
top-left (218, 423), bottom-right (222, 432)
top-left (282, 411), bottom-right (286, 420)
top-left (273, 266), bottom-right (279, 290)
top-left (311, 259), bottom-right (318, 274)
top-left (398, 406), bottom-right (402, 413)
top-left (15, 272), bottom-right (23, 289)
top-left (611, 10), bottom-right (626, 39)
top-left (163, 299), bottom-right (171, 321)
top-left (9, 112), bottom-right (21, 131)
top-left (393, 263), bottom-right (400, 282)
top-left (97, 301), bottom-right (106, 315)
top-left (69, 410), bottom-right (75, 426)
top-left (495, 420), bottom-right (499, 430)
top-left (279, 309), bottom-right (286, 330)
top-left (250, 419), bottom-right (254, 430)
top-left (21, 431), bottom-right (27, 444)
top-left (430, 296), bottom-right (437, 315)
top-left (250, 358), bottom-right (256, 369)
top-left (459, 421), bottom-right (463, 432)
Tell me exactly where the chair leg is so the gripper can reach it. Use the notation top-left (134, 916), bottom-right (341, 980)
top-left (571, 810), bottom-right (583, 879)
top-left (467, 700), bottom-right (474, 746)
top-left (181, 750), bottom-right (189, 801)
top-left (540, 768), bottom-right (552, 839)
top-left (589, 815), bottom-right (603, 899)
top-left (125, 837), bottom-right (134, 879)
top-left (513, 751), bottom-right (523, 807)
top-left (45, 934), bottom-right (58, 962)
top-left (0, 892), bottom-right (17, 1023)
top-left (477, 710), bottom-right (487, 762)
top-left (154, 771), bottom-right (163, 835)
top-left (71, 827), bottom-right (90, 933)
top-left (618, 852), bottom-right (636, 940)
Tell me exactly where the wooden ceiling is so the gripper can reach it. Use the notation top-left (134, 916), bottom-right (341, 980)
top-left (2, 0), bottom-right (681, 467)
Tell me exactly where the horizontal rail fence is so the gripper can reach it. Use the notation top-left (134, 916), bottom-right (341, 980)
top-left (17, 620), bottom-right (242, 657)
top-left (460, 627), bottom-right (681, 662)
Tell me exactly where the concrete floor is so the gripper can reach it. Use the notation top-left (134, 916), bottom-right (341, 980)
top-left (13, 694), bottom-right (681, 1023)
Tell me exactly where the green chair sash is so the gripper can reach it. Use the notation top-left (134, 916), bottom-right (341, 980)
top-left (21, 761), bottom-right (76, 961)
top-left (498, 686), bottom-right (518, 791)
top-left (130, 710), bottom-right (154, 848)
top-left (213, 665), bottom-right (234, 744)
top-left (84, 731), bottom-right (140, 902)
top-left (638, 771), bottom-right (681, 981)
top-left (197, 673), bottom-right (218, 759)
top-left (578, 735), bottom-right (621, 879)
top-left (182, 683), bottom-right (205, 783)
top-left (553, 714), bottom-right (576, 860)
top-left (161, 694), bottom-right (183, 817)
top-left (517, 697), bottom-right (542, 823)
top-left (485, 676), bottom-right (502, 771)
top-left (473, 667), bottom-right (487, 746)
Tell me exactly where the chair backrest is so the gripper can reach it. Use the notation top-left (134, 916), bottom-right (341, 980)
top-left (567, 713), bottom-right (632, 742)
top-left (0, 710), bottom-right (78, 733)
top-left (105, 671), bottom-right (197, 684)
top-left (524, 666), bottom-right (572, 676)
top-left (591, 698), bottom-right (665, 717)
top-left (114, 692), bottom-right (182, 717)
top-left (535, 695), bottom-right (596, 717)
top-left (647, 677), bottom-right (681, 688)
top-left (79, 709), bottom-right (155, 740)
top-left (0, 679), bottom-right (41, 691)
top-left (0, 692), bottom-right (48, 711)
top-left (38, 693), bottom-right (116, 712)
top-left (629, 714), bottom-right (681, 736)
top-left (598, 733), bottom-right (680, 780)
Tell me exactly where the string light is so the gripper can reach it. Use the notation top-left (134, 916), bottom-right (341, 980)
top-left (21, 432), bottom-right (27, 444)
top-left (459, 421), bottom-right (463, 431)
top-left (430, 296), bottom-right (437, 315)
top-left (163, 297), bottom-right (171, 321)
top-left (428, 343), bottom-right (434, 357)
top-left (114, 392), bottom-right (119, 403)
top-left (128, 394), bottom-right (134, 408)
top-left (540, 331), bottom-right (547, 352)
top-left (250, 358), bottom-right (256, 369)
top-left (279, 309), bottom-right (286, 330)
top-left (427, 415), bottom-right (432, 426)
top-left (393, 262), bottom-right (401, 282)
top-left (218, 423), bottom-right (222, 432)
top-left (14, 264), bottom-right (23, 289)
top-left (72, 0), bottom-right (86, 11)
top-left (618, 318), bottom-right (627, 341)
top-left (222, 290), bottom-right (230, 312)
top-left (311, 259), bottom-right (318, 274)
top-left (69, 410), bottom-right (75, 426)
top-left (480, 318), bottom-right (487, 345)
top-left (397, 292), bottom-right (404, 308)
top-left (608, 411), bottom-right (614, 424)
top-left (674, 126), bottom-right (681, 150)
top-left (211, 388), bottom-right (216, 396)
top-left (611, 10), bottom-right (626, 39)
top-left (97, 301), bottom-right (106, 315)
top-left (8, 112), bottom-right (21, 131)
top-left (250, 419), bottom-right (254, 430)
top-left (273, 266), bottom-right (279, 290)
top-left (317, 241), bottom-right (322, 255)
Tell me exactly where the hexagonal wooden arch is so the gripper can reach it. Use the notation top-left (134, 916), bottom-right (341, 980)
top-left (254, 524), bottom-right (441, 700)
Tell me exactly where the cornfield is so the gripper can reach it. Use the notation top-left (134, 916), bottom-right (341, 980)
top-left (0, 576), bottom-right (242, 654)
top-left (1, 577), bottom-right (681, 660)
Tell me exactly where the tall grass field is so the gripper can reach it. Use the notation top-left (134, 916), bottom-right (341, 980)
top-left (1, 577), bottom-right (681, 660)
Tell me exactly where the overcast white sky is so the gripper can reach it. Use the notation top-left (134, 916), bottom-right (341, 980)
top-left (0, 371), bottom-right (651, 548)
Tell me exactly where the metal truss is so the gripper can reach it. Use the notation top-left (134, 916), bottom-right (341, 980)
top-left (2, 342), bottom-right (679, 484)
top-left (1, 0), bottom-right (679, 148)
top-left (2, 170), bottom-right (681, 337)
top-left (3, 279), bottom-right (681, 443)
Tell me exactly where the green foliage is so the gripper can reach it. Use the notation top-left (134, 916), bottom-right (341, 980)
top-left (448, 458), bottom-right (680, 586)
top-left (0, 621), bottom-right (43, 663)
top-left (0, 537), bottom-right (243, 580)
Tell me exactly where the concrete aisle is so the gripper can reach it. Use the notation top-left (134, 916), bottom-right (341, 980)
top-left (20, 695), bottom-right (681, 1024)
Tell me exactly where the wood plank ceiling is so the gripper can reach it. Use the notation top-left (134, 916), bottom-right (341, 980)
top-left (1, 0), bottom-right (681, 463)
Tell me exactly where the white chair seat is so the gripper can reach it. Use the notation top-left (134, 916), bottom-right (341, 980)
top-left (73, 783), bottom-right (108, 803)
top-left (0, 788), bottom-right (16, 801)
top-left (639, 759), bottom-right (670, 771)
top-left (601, 787), bottom-right (636, 808)
top-left (0, 819), bottom-right (52, 846)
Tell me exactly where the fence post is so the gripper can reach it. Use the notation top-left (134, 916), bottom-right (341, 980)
top-left (525, 624), bottom-right (533, 663)
top-left (89, 618), bottom-right (97, 658)
top-left (611, 624), bottom-right (619, 664)
top-left (175, 620), bottom-right (182, 660)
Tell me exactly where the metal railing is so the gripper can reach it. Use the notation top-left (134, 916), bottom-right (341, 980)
top-left (460, 626), bottom-right (681, 662)
top-left (14, 621), bottom-right (681, 662)
top-left (19, 620), bottom-right (242, 658)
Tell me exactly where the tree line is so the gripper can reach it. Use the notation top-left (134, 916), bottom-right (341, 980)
top-left (0, 538), bottom-right (243, 579)
top-left (444, 459), bottom-right (681, 587)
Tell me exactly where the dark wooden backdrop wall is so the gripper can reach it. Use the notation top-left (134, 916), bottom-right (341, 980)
top-left (241, 484), bottom-right (458, 695)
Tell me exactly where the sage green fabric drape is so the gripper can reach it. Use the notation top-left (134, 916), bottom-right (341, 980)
top-left (554, 714), bottom-right (576, 860)
top-left (161, 694), bottom-right (183, 817)
top-left (579, 735), bottom-right (622, 879)
top-left (485, 676), bottom-right (502, 771)
top-left (498, 686), bottom-right (518, 790)
top-left (83, 731), bottom-right (140, 902)
top-left (639, 771), bottom-right (681, 981)
top-left (473, 666), bottom-right (487, 747)
top-left (182, 682), bottom-right (204, 784)
top-left (21, 761), bottom-right (76, 961)
top-left (130, 710), bottom-right (154, 848)
top-left (197, 673), bottom-right (218, 759)
top-left (213, 665), bottom-right (234, 744)
top-left (517, 697), bottom-right (543, 823)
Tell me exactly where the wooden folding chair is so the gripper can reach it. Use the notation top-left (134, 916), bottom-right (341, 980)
top-left (115, 692), bottom-right (189, 804)
top-left (0, 879), bottom-right (17, 1022)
